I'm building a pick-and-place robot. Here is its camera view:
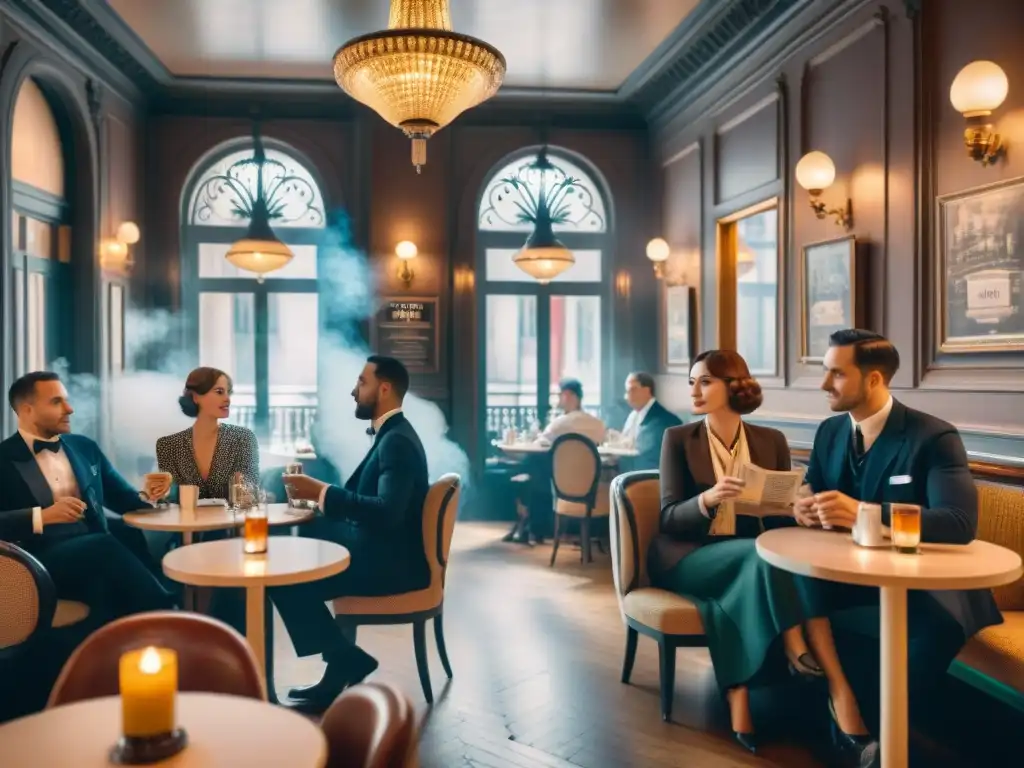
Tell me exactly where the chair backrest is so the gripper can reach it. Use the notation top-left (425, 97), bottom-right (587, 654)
top-left (0, 542), bottom-right (55, 656)
top-left (47, 611), bottom-right (265, 707)
top-left (609, 471), bottom-right (661, 607)
top-left (976, 480), bottom-right (1024, 611)
top-left (550, 433), bottom-right (601, 508)
top-left (423, 474), bottom-right (461, 591)
top-left (322, 682), bottom-right (418, 768)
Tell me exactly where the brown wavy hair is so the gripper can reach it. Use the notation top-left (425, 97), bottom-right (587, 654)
top-left (692, 349), bottom-right (763, 415)
top-left (179, 367), bottom-right (233, 418)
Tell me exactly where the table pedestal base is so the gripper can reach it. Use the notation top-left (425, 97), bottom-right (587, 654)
top-left (880, 585), bottom-right (908, 768)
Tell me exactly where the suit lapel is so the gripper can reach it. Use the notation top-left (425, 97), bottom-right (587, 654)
top-left (346, 412), bottom-right (407, 489)
top-left (7, 435), bottom-right (55, 508)
top-left (827, 418), bottom-right (850, 491)
top-left (744, 424), bottom-right (773, 469)
top-left (61, 438), bottom-right (106, 531)
top-left (684, 423), bottom-right (716, 488)
top-left (862, 401), bottom-right (908, 502)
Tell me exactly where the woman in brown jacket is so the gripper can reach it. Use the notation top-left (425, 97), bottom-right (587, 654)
top-left (651, 350), bottom-right (869, 755)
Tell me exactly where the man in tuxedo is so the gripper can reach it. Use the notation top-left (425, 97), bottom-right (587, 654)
top-left (273, 355), bottom-right (430, 710)
top-left (619, 371), bottom-right (681, 471)
top-left (794, 330), bottom-right (1000, 765)
top-left (0, 371), bottom-right (175, 624)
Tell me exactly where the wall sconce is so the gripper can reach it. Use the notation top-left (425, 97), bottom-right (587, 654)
top-left (795, 151), bottom-right (852, 229)
top-left (99, 221), bottom-right (140, 271)
top-left (950, 60), bottom-right (1008, 166)
top-left (395, 240), bottom-right (417, 286)
top-left (646, 237), bottom-right (670, 279)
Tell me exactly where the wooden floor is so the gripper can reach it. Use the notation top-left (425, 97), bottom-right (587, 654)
top-left (272, 522), bottom-right (833, 768)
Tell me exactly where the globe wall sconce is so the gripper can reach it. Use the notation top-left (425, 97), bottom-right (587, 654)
top-left (99, 221), bottom-right (140, 271)
top-left (950, 60), bottom-right (1009, 166)
top-left (646, 237), bottom-right (670, 279)
top-left (395, 240), bottom-right (417, 286)
top-left (795, 151), bottom-right (853, 230)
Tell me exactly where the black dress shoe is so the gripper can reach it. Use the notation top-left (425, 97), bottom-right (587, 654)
top-left (829, 697), bottom-right (873, 753)
top-left (287, 653), bottom-right (379, 704)
top-left (733, 731), bottom-right (758, 754)
top-left (858, 741), bottom-right (879, 768)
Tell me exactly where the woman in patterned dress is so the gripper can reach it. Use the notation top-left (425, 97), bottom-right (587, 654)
top-left (150, 367), bottom-right (260, 502)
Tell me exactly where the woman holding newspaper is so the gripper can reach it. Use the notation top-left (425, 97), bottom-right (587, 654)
top-left (651, 350), bottom-right (869, 757)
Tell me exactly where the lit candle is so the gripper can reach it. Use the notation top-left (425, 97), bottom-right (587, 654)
top-left (119, 646), bottom-right (177, 738)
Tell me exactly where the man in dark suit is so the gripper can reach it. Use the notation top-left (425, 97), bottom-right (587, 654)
top-left (0, 371), bottom-right (175, 624)
top-left (272, 355), bottom-right (430, 710)
top-left (620, 371), bottom-right (682, 471)
top-left (794, 330), bottom-right (1000, 765)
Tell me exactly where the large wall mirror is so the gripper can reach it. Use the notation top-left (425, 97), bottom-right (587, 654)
top-left (715, 198), bottom-right (779, 376)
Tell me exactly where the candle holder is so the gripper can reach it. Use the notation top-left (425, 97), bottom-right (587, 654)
top-left (110, 729), bottom-right (188, 765)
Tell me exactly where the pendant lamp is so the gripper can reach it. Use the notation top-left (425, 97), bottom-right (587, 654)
top-left (510, 147), bottom-right (576, 283)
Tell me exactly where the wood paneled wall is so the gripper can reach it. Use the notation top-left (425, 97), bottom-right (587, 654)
top-left (653, 0), bottom-right (1024, 462)
top-left (0, 7), bottom-right (143, 438)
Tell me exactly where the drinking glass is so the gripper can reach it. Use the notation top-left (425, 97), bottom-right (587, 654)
top-left (284, 463), bottom-right (303, 508)
top-left (244, 490), bottom-right (269, 554)
top-left (890, 503), bottom-right (921, 554)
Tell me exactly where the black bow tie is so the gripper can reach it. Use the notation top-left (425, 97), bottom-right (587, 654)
top-left (366, 427), bottom-right (376, 437)
top-left (34, 439), bottom-right (60, 454)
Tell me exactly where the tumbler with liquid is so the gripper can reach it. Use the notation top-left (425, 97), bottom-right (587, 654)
top-left (890, 503), bottom-right (921, 554)
top-left (284, 463), bottom-right (304, 508)
top-left (244, 491), bottom-right (268, 555)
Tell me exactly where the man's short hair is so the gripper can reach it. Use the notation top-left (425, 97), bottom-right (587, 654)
top-left (559, 378), bottom-right (583, 400)
top-left (630, 371), bottom-right (656, 396)
top-left (828, 328), bottom-right (900, 384)
top-left (367, 355), bottom-right (410, 400)
top-left (8, 371), bottom-right (61, 412)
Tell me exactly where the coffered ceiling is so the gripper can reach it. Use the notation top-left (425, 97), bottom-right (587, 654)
top-left (104, 0), bottom-right (701, 90)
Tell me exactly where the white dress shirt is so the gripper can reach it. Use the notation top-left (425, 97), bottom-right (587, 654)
top-left (317, 408), bottom-right (404, 508)
top-left (622, 397), bottom-right (656, 445)
top-left (849, 396), bottom-right (893, 453)
top-left (541, 409), bottom-right (607, 445)
top-left (20, 429), bottom-right (81, 534)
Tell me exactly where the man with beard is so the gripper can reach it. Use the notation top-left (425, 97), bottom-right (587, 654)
top-left (794, 329), bottom-right (1001, 766)
top-left (269, 355), bottom-right (430, 711)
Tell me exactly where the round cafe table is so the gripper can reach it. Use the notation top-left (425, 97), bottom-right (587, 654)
top-left (124, 503), bottom-right (316, 545)
top-left (162, 538), bottom-right (349, 700)
top-left (756, 527), bottom-right (1022, 768)
top-left (0, 692), bottom-right (327, 767)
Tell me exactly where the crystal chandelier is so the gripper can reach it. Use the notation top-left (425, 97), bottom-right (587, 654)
top-left (332, 0), bottom-right (506, 173)
top-left (508, 148), bottom-right (577, 283)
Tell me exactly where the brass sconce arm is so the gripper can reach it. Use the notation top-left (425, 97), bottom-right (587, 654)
top-left (808, 194), bottom-right (853, 230)
top-left (397, 259), bottom-right (415, 286)
top-left (964, 119), bottom-right (1004, 166)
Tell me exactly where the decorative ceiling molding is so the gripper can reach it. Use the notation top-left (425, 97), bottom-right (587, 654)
top-left (3, 0), bottom-right (822, 127)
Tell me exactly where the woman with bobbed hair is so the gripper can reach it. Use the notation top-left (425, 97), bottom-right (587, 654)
top-left (652, 350), bottom-right (869, 755)
top-left (150, 367), bottom-right (260, 503)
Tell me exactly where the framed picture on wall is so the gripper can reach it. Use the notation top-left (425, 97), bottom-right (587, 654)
top-left (662, 284), bottom-right (694, 373)
top-left (937, 176), bottom-right (1024, 353)
top-left (371, 296), bottom-right (440, 373)
top-left (799, 235), bottom-right (858, 362)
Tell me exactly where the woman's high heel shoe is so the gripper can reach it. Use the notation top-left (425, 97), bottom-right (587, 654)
top-left (828, 697), bottom-right (873, 752)
top-left (787, 651), bottom-right (825, 679)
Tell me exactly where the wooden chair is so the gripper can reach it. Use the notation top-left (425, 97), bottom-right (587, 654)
top-left (332, 474), bottom-right (461, 704)
top-left (48, 611), bottom-right (265, 706)
top-left (322, 682), bottom-right (418, 768)
top-left (549, 433), bottom-right (606, 565)
top-left (609, 471), bottom-right (707, 721)
top-left (0, 541), bottom-right (90, 663)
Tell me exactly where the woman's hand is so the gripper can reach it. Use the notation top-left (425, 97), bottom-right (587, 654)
top-left (701, 476), bottom-right (746, 508)
top-left (793, 495), bottom-right (820, 527)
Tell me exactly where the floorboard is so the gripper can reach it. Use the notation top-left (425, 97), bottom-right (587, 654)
top-left (272, 522), bottom-right (831, 768)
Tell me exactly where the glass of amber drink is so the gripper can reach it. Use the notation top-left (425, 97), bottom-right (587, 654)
top-left (244, 491), bottom-right (268, 555)
top-left (890, 503), bottom-right (921, 554)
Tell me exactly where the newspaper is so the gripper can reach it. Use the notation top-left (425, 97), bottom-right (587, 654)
top-left (733, 462), bottom-right (807, 515)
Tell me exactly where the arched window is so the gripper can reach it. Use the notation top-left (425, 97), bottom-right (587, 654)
top-left (477, 147), bottom-right (613, 441)
top-left (181, 141), bottom-right (327, 449)
top-left (9, 78), bottom-right (71, 377)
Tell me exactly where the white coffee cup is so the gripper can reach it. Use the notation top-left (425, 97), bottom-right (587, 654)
top-left (852, 502), bottom-right (886, 547)
top-left (179, 485), bottom-right (199, 513)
